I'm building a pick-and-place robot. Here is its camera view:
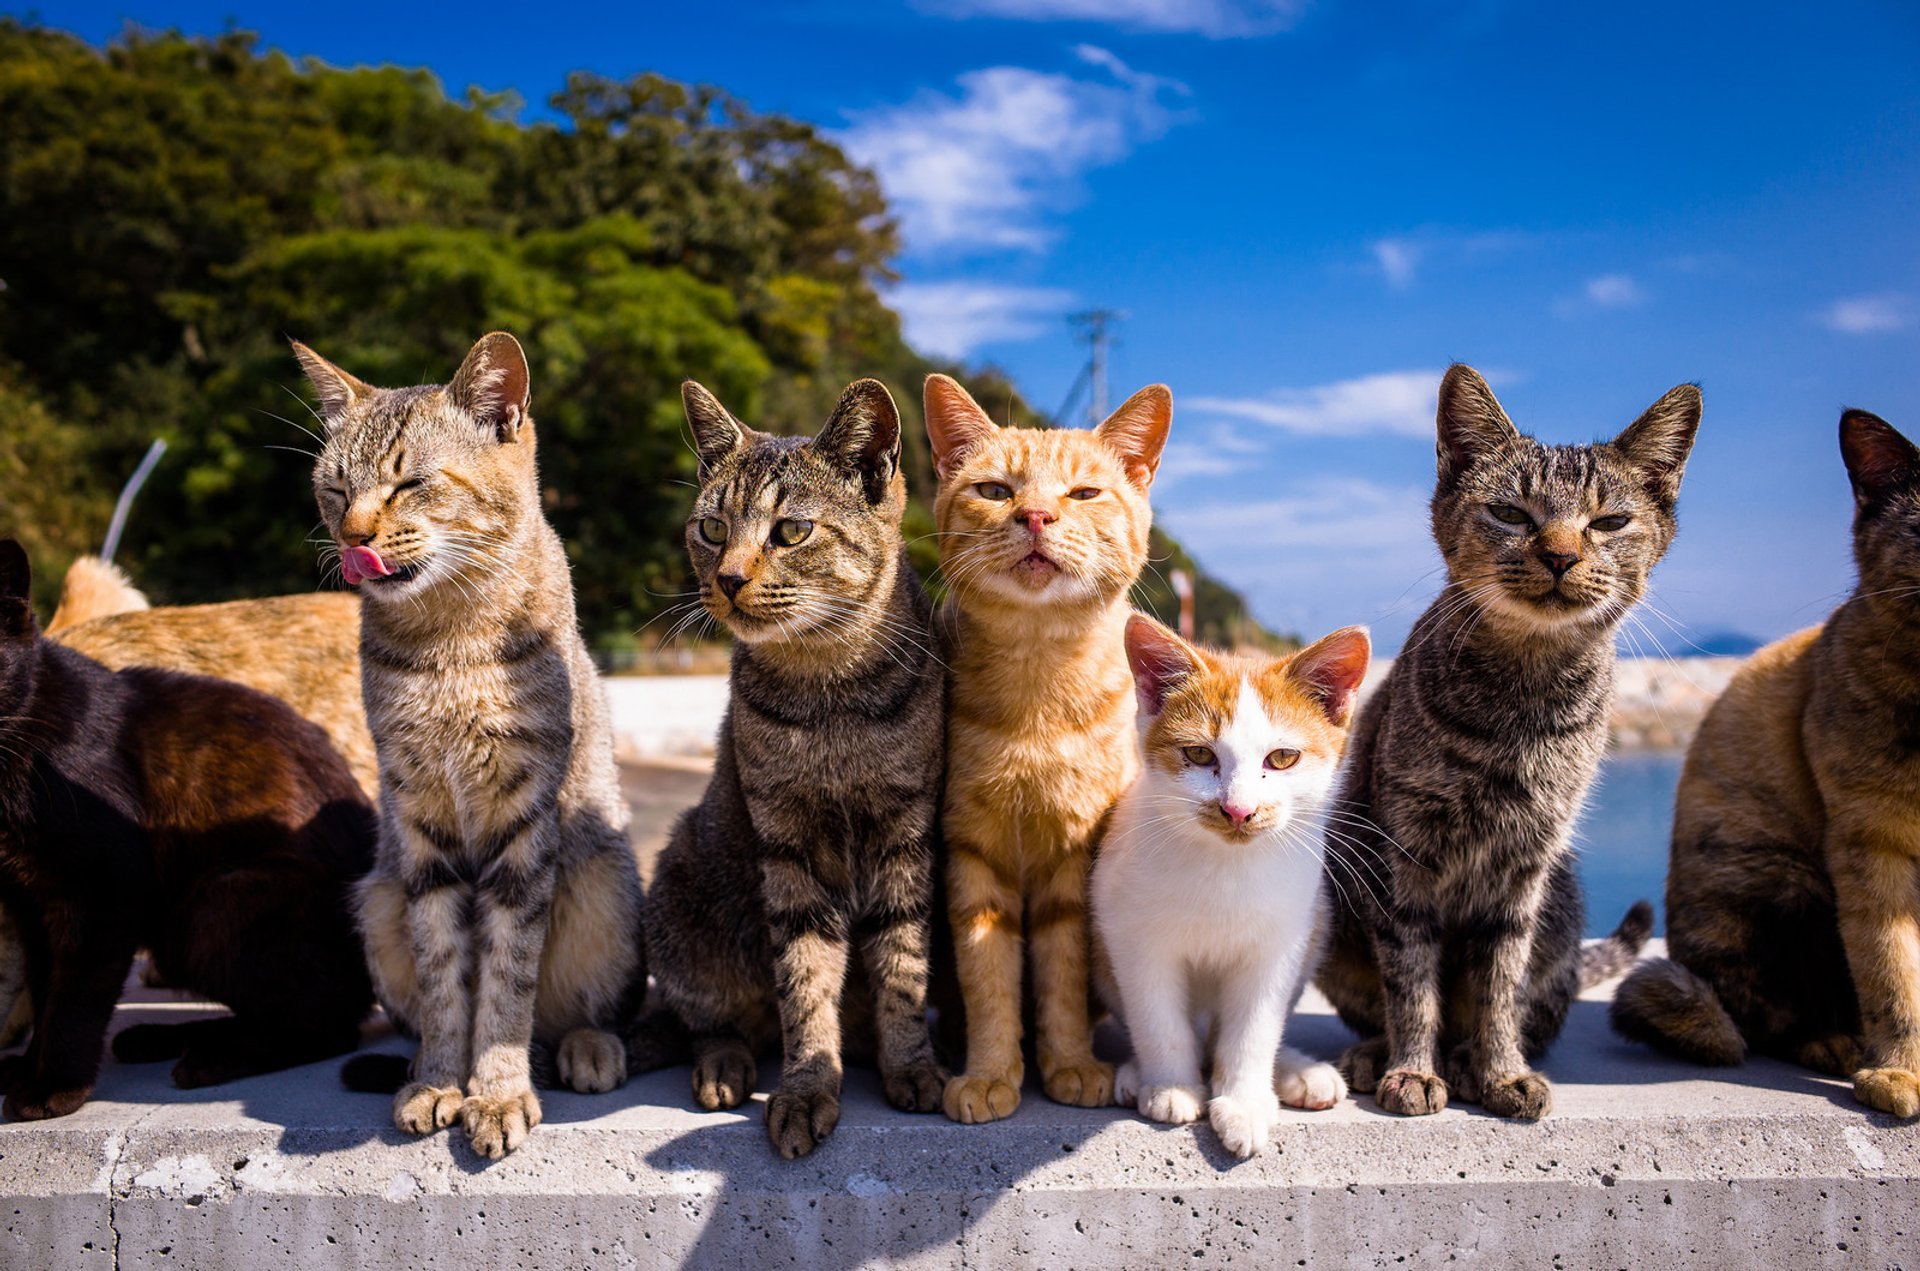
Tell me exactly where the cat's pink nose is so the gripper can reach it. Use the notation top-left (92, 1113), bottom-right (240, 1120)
top-left (1220, 801), bottom-right (1255, 828)
top-left (1017, 507), bottom-right (1056, 536)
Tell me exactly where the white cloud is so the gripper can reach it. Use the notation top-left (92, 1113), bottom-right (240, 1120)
top-left (1819, 293), bottom-right (1909, 334)
top-left (889, 281), bottom-right (1075, 358)
top-left (1186, 370), bottom-right (1442, 439)
top-left (1584, 274), bottom-right (1647, 308)
top-left (839, 47), bottom-right (1186, 253)
top-left (1371, 238), bottom-right (1421, 289)
top-left (920, 0), bottom-right (1306, 37)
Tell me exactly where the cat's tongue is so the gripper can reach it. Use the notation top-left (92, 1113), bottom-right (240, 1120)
top-left (340, 545), bottom-right (394, 587)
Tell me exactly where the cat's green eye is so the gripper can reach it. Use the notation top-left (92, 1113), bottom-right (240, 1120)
top-left (698, 517), bottom-right (729, 545)
top-left (1181, 745), bottom-right (1217, 767)
top-left (771, 518), bottom-right (813, 547)
top-left (1265, 748), bottom-right (1302, 771)
top-left (1069, 487), bottom-right (1101, 500)
top-left (1488, 503), bottom-right (1534, 527)
top-left (1589, 513), bottom-right (1631, 532)
top-left (975, 481), bottom-right (1014, 501)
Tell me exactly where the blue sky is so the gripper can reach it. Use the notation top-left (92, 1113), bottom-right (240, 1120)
top-left (40, 0), bottom-right (1920, 650)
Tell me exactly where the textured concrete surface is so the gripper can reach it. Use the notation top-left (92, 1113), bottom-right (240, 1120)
top-left (2, 946), bottom-right (1914, 1270)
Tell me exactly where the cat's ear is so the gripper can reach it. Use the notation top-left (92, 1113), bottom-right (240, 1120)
top-left (1095, 384), bottom-right (1173, 489)
top-left (1612, 384), bottom-right (1702, 507)
top-left (1286, 625), bottom-right (1372, 727)
top-left (1839, 409), bottom-right (1920, 509)
top-left (1125, 613), bottom-right (1199, 717)
top-left (0, 540), bottom-right (32, 636)
top-left (289, 340), bottom-right (372, 432)
top-left (449, 331), bottom-right (532, 444)
top-left (1436, 364), bottom-right (1518, 484)
top-left (681, 381), bottom-right (749, 477)
top-left (924, 375), bottom-right (1000, 481)
top-left (817, 378), bottom-right (902, 504)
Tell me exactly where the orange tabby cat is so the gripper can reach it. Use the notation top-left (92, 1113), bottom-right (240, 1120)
top-left (926, 373), bottom-right (1172, 1123)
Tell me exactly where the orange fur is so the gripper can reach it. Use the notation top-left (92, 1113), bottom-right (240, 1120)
top-left (926, 373), bottom-right (1171, 1123)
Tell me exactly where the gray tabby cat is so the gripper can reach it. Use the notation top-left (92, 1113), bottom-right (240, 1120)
top-left (633, 378), bottom-right (948, 1160)
top-left (297, 333), bottom-right (647, 1160)
top-left (1316, 365), bottom-right (1697, 1120)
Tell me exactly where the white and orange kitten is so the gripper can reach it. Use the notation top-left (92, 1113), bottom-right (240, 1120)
top-left (1093, 614), bottom-right (1371, 1158)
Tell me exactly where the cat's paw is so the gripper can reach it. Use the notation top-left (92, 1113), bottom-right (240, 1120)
top-left (2, 1081), bottom-right (91, 1121)
top-left (691, 1046), bottom-right (756, 1110)
top-left (1853, 1067), bottom-right (1920, 1119)
top-left (943, 1071), bottom-right (1022, 1124)
top-left (1794, 1034), bottom-right (1864, 1078)
top-left (1375, 1069), bottom-right (1448, 1117)
top-left (767, 1084), bottom-right (840, 1159)
top-left (1042, 1059), bottom-right (1114, 1108)
top-left (1480, 1070), bottom-right (1552, 1120)
top-left (1209, 1089), bottom-right (1281, 1159)
top-left (1338, 1037), bottom-right (1389, 1094)
top-left (461, 1089), bottom-right (542, 1160)
top-left (393, 1081), bottom-right (463, 1135)
top-left (881, 1060), bottom-right (948, 1114)
top-left (557, 1027), bottom-right (626, 1094)
top-left (1277, 1060), bottom-right (1346, 1111)
top-left (1138, 1082), bottom-right (1207, 1125)
top-left (1114, 1060), bottom-right (1142, 1107)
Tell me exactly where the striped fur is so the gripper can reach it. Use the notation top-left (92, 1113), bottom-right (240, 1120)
top-left (298, 333), bottom-right (646, 1159)
top-left (1613, 410), bottom-right (1920, 1118)
top-left (1316, 365), bottom-right (1697, 1121)
top-left (925, 373), bottom-right (1172, 1124)
top-left (638, 379), bottom-right (947, 1159)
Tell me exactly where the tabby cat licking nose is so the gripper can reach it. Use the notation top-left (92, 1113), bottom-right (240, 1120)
top-left (1316, 365), bottom-right (1692, 1120)
top-left (636, 378), bottom-right (947, 1160)
top-left (927, 372), bottom-right (1172, 1124)
top-left (1613, 409), bottom-right (1920, 1119)
top-left (1094, 616), bottom-right (1369, 1158)
top-left (298, 333), bottom-right (647, 1160)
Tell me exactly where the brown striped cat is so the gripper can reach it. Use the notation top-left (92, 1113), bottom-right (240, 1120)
top-left (297, 332), bottom-right (647, 1160)
top-left (925, 372), bottom-right (1171, 1124)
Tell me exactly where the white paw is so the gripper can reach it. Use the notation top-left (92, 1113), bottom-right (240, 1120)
top-left (1209, 1089), bottom-right (1281, 1158)
top-left (1138, 1082), bottom-right (1207, 1124)
top-left (1277, 1060), bottom-right (1346, 1111)
top-left (1114, 1061), bottom-right (1141, 1108)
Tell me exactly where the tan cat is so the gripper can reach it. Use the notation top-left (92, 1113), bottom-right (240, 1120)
top-left (925, 372), bottom-right (1172, 1124)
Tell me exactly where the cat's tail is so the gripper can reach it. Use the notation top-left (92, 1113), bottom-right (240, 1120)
top-left (340, 1052), bottom-right (411, 1094)
top-left (1609, 956), bottom-right (1747, 1066)
top-left (1578, 899), bottom-right (1655, 989)
top-left (624, 1007), bottom-right (694, 1074)
top-left (46, 555), bottom-right (149, 634)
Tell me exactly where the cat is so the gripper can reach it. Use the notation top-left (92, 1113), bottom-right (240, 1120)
top-left (45, 554), bottom-right (148, 633)
top-left (1612, 409), bottom-right (1920, 1119)
top-left (925, 371), bottom-right (1171, 1124)
top-left (296, 331), bottom-right (647, 1160)
top-left (0, 538), bottom-right (374, 1118)
top-left (633, 378), bottom-right (948, 1159)
top-left (1315, 364), bottom-right (1691, 1120)
top-left (1093, 614), bottom-right (1370, 1158)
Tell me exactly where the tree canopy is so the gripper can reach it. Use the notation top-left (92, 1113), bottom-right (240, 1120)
top-left (0, 21), bottom-right (1275, 650)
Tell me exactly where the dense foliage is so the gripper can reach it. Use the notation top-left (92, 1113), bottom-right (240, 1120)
top-left (0, 22), bottom-right (1274, 650)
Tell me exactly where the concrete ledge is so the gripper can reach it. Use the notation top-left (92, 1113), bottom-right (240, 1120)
top-left (3, 949), bottom-right (1915, 1269)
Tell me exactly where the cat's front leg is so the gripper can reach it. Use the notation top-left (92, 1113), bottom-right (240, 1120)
top-left (459, 840), bottom-right (560, 1160)
top-left (392, 830), bottom-right (472, 1138)
top-left (1461, 889), bottom-right (1554, 1121)
top-left (943, 840), bottom-right (1026, 1123)
top-left (857, 833), bottom-right (947, 1115)
top-left (763, 852), bottom-right (852, 1158)
top-left (1375, 918), bottom-right (1448, 1116)
top-left (1208, 970), bottom-right (1286, 1157)
top-left (2, 924), bottom-right (136, 1120)
top-left (1111, 943), bottom-right (1205, 1124)
top-left (1828, 821), bottom-right (1920, 1118)
top-left (1030, 850), bottom-right (1114, 1109)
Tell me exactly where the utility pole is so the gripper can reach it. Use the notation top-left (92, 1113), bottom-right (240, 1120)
top-left (1068, 309), bottom-right (1124, 425)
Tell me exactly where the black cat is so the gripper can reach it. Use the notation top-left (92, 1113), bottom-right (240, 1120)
top-left (0, 539), bottom-right (375, 1118)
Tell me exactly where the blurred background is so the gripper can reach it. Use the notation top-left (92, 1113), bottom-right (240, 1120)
top-left (4, 2), bottom-right (1917, 926)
